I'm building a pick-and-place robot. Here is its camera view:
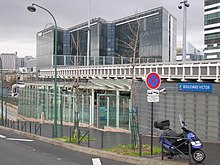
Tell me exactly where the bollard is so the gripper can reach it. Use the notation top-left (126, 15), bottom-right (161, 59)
top-left (139, 133), bottom-right (142, 157)
top-left (4, 118), bottom-right (7, 127)
top-left (101, 130), bottom-right (104, 149)
top-left (161, 142), bottom-right (164, 160)
top-left (69, 126), bottom-right (72, 143)
top-left (188, 140), bottom-right (191, 164)
top-left (25, 121), bottom-right (27, 132)
top-left (13, 120), bottom-right (15, 129)
top-left (34, 123), bottom-right (37, 134)
top-left (88, 128), bottom-right (90, 148)
top-left (40, 112), bottom-right (45, 123)
top-left (17, 120), bottom-right (19, 130)
top-left (40, 124), bottom-right (41, 136)
top-left (7, 119), bottom-right (9, 127)
top-left (29, 121), bottom-right (32, 133)
top-left (52, 125), bottom-right (54, 138)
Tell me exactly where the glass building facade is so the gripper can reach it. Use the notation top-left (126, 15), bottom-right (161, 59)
top-left (204, 0), bottom-right (220, 59)
top-left (114, 7), bottom-right (176, 63)
top-left (36, 7), bottom-right (176, 70)
top-left (68, 18), bottom-right (109, 65)
top-left (36, 26), bottom-right (70, 70)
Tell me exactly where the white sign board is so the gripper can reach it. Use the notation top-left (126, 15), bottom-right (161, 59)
top-left (147, 90), bottom-right (159, 102)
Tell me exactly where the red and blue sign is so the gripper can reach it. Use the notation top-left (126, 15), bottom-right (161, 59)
top-left (145, 72), bottom-right (161, 89)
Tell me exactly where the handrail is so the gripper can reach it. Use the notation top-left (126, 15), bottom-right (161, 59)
top-left (39, 60), bottom-right (220, 82)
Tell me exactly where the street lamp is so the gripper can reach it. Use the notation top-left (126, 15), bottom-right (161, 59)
top-left (178, 0), bottom-right (190, 62)
top-left (27, 3), bottom-right (58, 137)
top-left (0, 57), bottom-right (3, 126)
top-left (87, 0), bottom-right (91, 66)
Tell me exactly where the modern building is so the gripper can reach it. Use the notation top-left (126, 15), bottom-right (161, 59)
top-left (114, 7), bottom-right (177, 63)
top-left (176, 40), bottom-right (204, 61)
top-left (36, 26), bottom-right (68, 70)
top-left (35, 7), bottom-right (177, 70)
top-left (204, 0), bottom-right (220, 60)
top-left (26, 58), bottom-right (36, 72)
top-left (0, 53), bottom-right (17, 70)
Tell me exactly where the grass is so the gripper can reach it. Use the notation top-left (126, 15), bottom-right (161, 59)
top-left (55, 133), bottom-right (161, 157)
top-left (55, 135), bottom-right (95, 144)
top-left (104, 144), bottom-right (161, 157)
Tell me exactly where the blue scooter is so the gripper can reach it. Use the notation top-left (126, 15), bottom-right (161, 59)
top-left (154, 115), bottom-right (206, 163)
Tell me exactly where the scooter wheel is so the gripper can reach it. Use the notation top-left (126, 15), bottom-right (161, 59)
top-left (192, 149), bottom-right (206, 163)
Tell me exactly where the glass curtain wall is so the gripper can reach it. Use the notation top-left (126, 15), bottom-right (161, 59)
top-left (36, 28), bottom-right (54, 70)
top-left (115, 8), bottom-right (165, 63)
top-left (204, 0), bottom-right (220, 59)
top-left (69, 29), bottom-right (87, 66)
top-left (37, 27), bottom-right (69, 70)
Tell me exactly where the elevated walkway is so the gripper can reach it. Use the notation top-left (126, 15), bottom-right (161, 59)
top-left (39, 60), bottom-right (220, 82)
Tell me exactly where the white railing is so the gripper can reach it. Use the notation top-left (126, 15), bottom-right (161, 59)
top-left (39, 60), bottom-right (220, 82)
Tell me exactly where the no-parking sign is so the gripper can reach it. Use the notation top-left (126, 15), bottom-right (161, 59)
top-left (145, 72), bottom-right (161, 90)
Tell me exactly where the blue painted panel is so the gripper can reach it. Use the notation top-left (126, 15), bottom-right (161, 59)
top-left (178, 83), bottom-right (212, 93)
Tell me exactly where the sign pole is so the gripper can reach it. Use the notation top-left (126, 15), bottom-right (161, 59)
top-left (151, 102), bottom-right (153, 155)
top-left (145, 72), bottom-right (161, 156)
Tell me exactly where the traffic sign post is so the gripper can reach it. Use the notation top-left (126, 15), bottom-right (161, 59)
top-left (145, 72), bottom-right (161, 155)
top-left (145, 72), bottom-right (161, 90)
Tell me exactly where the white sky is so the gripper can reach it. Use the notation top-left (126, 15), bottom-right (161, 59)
top-left (0, 0), bottom-right (204, 57)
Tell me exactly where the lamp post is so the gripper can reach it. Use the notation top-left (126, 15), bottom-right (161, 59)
top-left (87, 0), bottom-right (91, 66)
top-left (178, 0), bottom-right (190, 62)
top-left (27, 3), bottom-right (58, 137)
top-left (0, 57), bottom-right (3, 126)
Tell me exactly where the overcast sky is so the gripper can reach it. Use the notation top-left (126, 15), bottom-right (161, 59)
top-left (0, 0), bottom-right (204, 57)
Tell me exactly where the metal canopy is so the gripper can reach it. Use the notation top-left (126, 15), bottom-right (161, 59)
top-left (25, 78), bottom-right (132, 91)
top-left (90, 79), bottom-right (132, 91)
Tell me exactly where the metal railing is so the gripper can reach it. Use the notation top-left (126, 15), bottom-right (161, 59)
top-left (39, 60), bottom-right (220, 82)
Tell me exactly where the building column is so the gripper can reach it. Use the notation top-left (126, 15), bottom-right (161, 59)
top-left (116, 90), bottom-right (120, 127)
top-left (36, 86), bottom-right (39, 119)
top-left (129, 98), bottom-right (132, 131)
top-left (82, 94), bottom-right (85, 123)
top-left (107, 97), bottom-right (110, 127)
top-left (96, 94), bottom-right (100, 128)
top-left (45, 86), bottom-right (49, 120)
top-left (72, 92), bottom-right (75, 123)
top-left (68, 92), bottom-right (71, 122)
top-left (91, 89), bottom-right (95, 125)
top-left (89, 95), bottom-right (92, 125)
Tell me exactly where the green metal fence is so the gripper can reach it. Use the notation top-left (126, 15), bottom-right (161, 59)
top-left (18, 86), bottom-right (130, 131)
top-left (18, 87), bottom-right (91, 124)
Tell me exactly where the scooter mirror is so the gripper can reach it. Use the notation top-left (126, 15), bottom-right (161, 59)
top-left (182, 121), bottom-right (186, 126)
top-left (179, 114), bottom-right (185, 127)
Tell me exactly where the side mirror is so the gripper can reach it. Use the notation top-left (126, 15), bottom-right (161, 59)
top-left (185, 3), bottom-right (190, 7)
top-left (182, 121), bottom-right (186, 126)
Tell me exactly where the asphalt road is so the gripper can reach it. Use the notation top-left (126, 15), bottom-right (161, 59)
top-left (0, 117), bottom-right (220, 165)
top-left (0, 129), bottom-right (128, 165)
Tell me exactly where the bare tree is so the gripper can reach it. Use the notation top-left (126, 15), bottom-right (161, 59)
top-left (115, 12), bottom-right (146, 149)
top-left (68, 31), bottom-right (93, 142)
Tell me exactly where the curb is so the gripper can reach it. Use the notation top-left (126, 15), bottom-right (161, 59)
top-left (0, 126), bottom-right (187, 165)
